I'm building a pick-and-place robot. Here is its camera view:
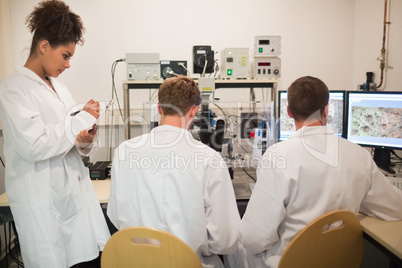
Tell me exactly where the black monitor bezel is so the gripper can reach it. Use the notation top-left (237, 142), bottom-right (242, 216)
top-left (277, 90), bottom-right (347, 141)
top-left (345, 90), bottom-right (402, 150)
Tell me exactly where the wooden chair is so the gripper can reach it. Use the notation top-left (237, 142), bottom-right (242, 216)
top-left (101, 226), bottom-right (202, 268)
top-left (278, 210), bottom-right (363, 268)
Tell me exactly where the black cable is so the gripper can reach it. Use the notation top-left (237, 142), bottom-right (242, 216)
top-left (235, 139), bottom-right (249, 154)
top-left (0, 156), bottom-right (4, 167)
top-left (9, 221), bottom-right (24, 267)
top-left (4, 222), bottom-right (8, 267)
top-left (391, 150), bottom-right (402, 161)
top-left (8, 222), bottom-right (24, 267)
top-left (242, 167), bottom-right (256, 182)
top-left (0, 217), bottom-right (2, 268)
top-left (10, 222), bottom-right (24, 267)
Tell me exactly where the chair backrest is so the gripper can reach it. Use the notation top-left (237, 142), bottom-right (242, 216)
top-left (101, 227), bottom-right (202, 268)
top-left (278, 210), bottom-right (363, 268)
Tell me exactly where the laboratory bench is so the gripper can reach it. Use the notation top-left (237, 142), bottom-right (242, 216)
top-left (0, 168), bottom-right (401, 266)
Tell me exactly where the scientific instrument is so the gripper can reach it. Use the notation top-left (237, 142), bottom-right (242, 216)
top-left (220, 48), bottom-right (249, 79)
top-left (126, 53), bottom-right (161, 80)
top-left (193, 46), bottom-right (215, 75)
top-left (160, 60), bottom-right (188, 79)
top-left (251, 57), bottom-right (281, 79)
top-left (254, 36), bottom-right (281, 57)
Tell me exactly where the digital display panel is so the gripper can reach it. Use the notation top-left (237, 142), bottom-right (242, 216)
top-left (259, 40), bottom-right (270, 45)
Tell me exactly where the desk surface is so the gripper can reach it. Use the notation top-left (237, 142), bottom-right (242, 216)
top-left (0, 171), bottom-right (251, 206)
top-left (0, 174), bottom-right (401, 260)
top-left (232, 168), bottom-right (255, 200)
top-left (0, 190), bottom-right (9, 207)
top-left (359, 214), bottom-right (402, 259)
top-left (91, 179), bottom-right (111, 203)
top-left (0, 180), bottom-right (111, 206)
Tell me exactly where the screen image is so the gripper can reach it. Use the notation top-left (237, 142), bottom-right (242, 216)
top-left (346, 91), bottom-right (402, 149)
top-left (278, 91), bottom-right (345, 141)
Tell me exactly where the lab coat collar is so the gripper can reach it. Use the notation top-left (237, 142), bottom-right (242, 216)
top-left (151, 124), bottom-right (192, 137)
top-left (16, 66), bottom-right (47, 86)
top-left (292, 125), bottom-right (339, 167)
top-left (292, 125), bottom-right (335, 138)
top-left (16, 66), bottom-right (60, 95)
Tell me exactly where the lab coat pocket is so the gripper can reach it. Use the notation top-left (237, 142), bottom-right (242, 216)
top-left (51, 179), bottom-right (78, 221)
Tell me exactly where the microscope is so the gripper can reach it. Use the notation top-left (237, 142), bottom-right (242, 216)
top-left (191, 77), bottom-right (234, 178)
top-left (193, 78), bottom-right (225, 151)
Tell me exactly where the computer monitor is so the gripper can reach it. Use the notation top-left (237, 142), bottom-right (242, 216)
top-left (346, 91), bottom-right (402, 173)
top-left (278, 90), bottom-right (346, 141)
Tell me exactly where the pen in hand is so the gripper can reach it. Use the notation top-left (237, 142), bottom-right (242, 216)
top-left (70, 99), bottom-right (115, 118)
top-left (70, 110), bottom-right (81, 116)
top-left (70, 99), bottom-right (100, 118)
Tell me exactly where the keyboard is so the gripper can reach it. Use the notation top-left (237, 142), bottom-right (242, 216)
top-left (386, 174), bottom-right (402, 190)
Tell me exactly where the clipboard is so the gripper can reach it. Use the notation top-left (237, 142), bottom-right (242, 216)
top-left (97, 98), bottom-right (115, 122)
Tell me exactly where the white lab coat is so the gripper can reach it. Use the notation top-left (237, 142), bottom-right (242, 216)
top-left (231, 126), bottom-right (402, 268)
top-left (0, 67), bottom-right (110, 268)
top-left (107, 125), bottom-right (240, 268)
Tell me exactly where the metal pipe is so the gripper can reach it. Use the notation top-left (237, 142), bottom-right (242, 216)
top-left (375, 0), bottom-right (390, 89)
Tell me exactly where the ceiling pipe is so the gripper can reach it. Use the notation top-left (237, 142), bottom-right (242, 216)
top-left (374, 0), bottom-right (391, 89)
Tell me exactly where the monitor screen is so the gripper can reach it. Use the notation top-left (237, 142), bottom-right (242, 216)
top-left (346, 91), bottom-right (402, 149)
top-left (278, 90), bottom-right (346, 141)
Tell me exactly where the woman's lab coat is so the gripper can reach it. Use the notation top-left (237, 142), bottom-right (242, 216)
top-left (0, 67), bottom-right (110, 268)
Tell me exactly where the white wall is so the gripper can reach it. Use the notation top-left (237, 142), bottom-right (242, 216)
top-left (7, 0), bottom-right (401, 105)
top-left (0, 0), bottom-right (12, 80)
top-left (353, 0), bottom-right (402, 90)
top-left (0, 0), bottom-right (13, 195)
top-left (8, 0), bottom-right (360, 107)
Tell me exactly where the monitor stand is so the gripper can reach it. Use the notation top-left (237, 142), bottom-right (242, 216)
top-left (373, 148), bottom-right (395, 174)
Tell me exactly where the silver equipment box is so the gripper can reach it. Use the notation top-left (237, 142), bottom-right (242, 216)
top-left (251, 57), bottom-right (281, 79)
top-left (254, 36), bottom-right (281, 57)
top-left (126, 53), bottom-right (161, 80)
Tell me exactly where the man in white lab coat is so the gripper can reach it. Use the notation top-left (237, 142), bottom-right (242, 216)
top-left (107, 76), bottom-right (240, 268)
top-left (230, 76), bottom-right (402, 268)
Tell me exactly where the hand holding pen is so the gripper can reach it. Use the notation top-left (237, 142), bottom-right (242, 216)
top-left (70, 99), bottom-right (114, 119)
top-left (83, 99), bottom-right (100, 118)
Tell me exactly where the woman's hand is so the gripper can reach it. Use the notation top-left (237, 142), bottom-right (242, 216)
top-left (75, 124), bottom-right (97, 149)
top-left (83, 99), bottom-right (100, 118)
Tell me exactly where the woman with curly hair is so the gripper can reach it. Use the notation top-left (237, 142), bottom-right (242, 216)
top-left (0, 1), bottom-right (110, 267)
